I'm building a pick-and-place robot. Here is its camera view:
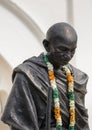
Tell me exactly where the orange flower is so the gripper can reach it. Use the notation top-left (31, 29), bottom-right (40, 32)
top-left (67, 73), bottom-right (73, 82)
top-left (48, 71), bottom-right (55, 80)
top-left (48, 70), bottom-right (54, 76)
top-left (54, 107), bottom-right (61, 119)
top-left (70, 109), bottom-right (75, 123)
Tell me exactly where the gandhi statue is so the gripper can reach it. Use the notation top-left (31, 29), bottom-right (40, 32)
top-left (1, 22), bottom-right (89, 130)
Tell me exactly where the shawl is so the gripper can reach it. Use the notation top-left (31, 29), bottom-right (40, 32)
top-left (1, 53), bottom-right (89, 130)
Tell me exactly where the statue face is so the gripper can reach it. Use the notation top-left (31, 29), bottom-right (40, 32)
top-left (47, 37), bottom-right (77, 68)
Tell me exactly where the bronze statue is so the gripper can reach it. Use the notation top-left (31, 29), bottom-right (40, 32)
top-left (1, 22), bottom-right (89, 130)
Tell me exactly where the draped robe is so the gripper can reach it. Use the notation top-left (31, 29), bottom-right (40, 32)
top-left (1, 53), bottom-right (89, 130)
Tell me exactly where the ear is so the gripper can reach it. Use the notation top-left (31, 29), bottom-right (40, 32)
top-left (43, 39), bottom-right (50, 52)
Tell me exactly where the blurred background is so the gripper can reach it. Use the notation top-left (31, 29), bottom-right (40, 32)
top-left (0, 0), bottom-right (92, 129)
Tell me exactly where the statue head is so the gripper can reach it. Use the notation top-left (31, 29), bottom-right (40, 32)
top-left (43, 22), bottom-right (77, 69)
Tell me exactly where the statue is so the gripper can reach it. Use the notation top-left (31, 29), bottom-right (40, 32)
top-left (1, 22), bottom-right (89, 130)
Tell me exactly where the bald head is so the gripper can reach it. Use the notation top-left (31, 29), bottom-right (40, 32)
top-left (43, 22), bottom-right (77, 68)
top-left (46, 22), bottom-right (77, 43)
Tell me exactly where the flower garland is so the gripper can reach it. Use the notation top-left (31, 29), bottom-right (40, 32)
top-left (43, 54), bottom-right (75, 130)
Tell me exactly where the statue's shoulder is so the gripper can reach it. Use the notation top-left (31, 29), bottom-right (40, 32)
top-left (69, 64), bottom-right (89, 81)
top-left (12, 53), bottom-right (46, 81)
top-left (69, 64), bottom-right (89, 95)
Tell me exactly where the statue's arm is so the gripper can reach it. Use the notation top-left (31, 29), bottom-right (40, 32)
top-left (1, 73), bottom-right (39, 130)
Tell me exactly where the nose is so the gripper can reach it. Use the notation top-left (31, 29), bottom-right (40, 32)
top-left (63, 52), bottom-right (72, 60)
